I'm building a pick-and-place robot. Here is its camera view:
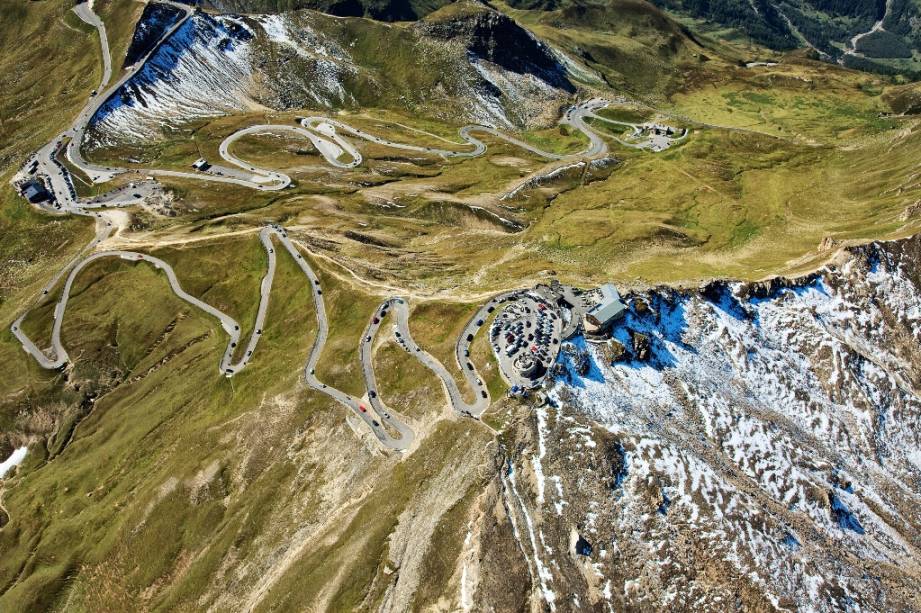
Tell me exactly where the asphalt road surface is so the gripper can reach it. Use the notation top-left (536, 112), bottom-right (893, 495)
top-left (299, 102), bottom-right (610, 168)
top-left (12, 2), bottom-right (630, 449)
top-left (585, 112), bottom-right (689, 151)
top-left (12, 224), bottom-right (419, 450)
top-left (23, 3), bottom-right (621, 214)
top-left (13, 221), bottom-right (559, 449)
top-left (488, 294), bottom-right (563, 389)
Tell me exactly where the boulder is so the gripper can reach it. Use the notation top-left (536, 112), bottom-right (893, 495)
top-left (630, 330), bottom-right (650, 361)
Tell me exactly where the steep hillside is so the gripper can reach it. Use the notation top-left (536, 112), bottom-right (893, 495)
top-left (87, 2), bottom-right (575, 145)
top-left (92, 13), bottom-right (258, 143)
top-left (4, 0), bottom-right (921, 610)
top-left (186, 0), bottom-right (453, 20)
top-left (3, 219), bottom-right (921, 610)
top-left (493, 234), bottom-right (921, 611)
top-left (649, 0), bottom-right (921, 75)
top-left (496, 0), bottom-right (714, 98)
top-left (175, 0), bottom-right (921, 77)
top-left (122, 2), bottom-right (186, 67)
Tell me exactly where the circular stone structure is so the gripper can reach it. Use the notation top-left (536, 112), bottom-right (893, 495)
top-left (514, 354), bottom-right (540, 378)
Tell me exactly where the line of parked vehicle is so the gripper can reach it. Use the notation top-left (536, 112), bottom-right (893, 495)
top-left (488, 294), bottom-right (563, 388)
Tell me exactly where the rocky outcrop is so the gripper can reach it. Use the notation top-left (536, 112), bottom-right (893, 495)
top-left (89, 3), bottom-right (576, 143)
top-left (90, 13), bottom-right (256, 143)
top-left (493, 234), bottom-right (921, 611)
top-left (123, 2), bottom-right (186, 67)
top-left (418, 3), bottom-right (574, 92)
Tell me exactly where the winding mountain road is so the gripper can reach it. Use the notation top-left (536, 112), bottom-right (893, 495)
top-left (13, 223), bottom-right (509, 450)
top-left (12, 1), bottom-right (618, 449)
top-left (34, 3), bottom-right (620, 210)
top-left (841, 0), bottom-right (893, 64)
top-left (297, 101), bottom-right (609, 168)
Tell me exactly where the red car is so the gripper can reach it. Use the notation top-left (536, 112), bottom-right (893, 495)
top-left (359, 404), bottom-right (367, 412)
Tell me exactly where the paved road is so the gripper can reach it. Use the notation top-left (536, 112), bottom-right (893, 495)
top-left (299, 100), bottom-right (610, 168)
top-left (14, 2), bottom-right (622, 449)
top-left (451, 290), bottom-right (534, 416)
top-left (73, 2), bottom-right (112, 92)
top-left (66, 0), bottom-right (193, 184)
top-left (488, 294), bottom-right (562, 389)
top-left (25, 3), bottom-right (618, 213)
top-left (583, 112), bottom-right (690, 151)
top-left (11, 213), bottom-right (117, 363)
top-left (26, 0), bottom-right (684, 219)
top-left (373, 297), bottom-right (498, 419)
top-left (11, 224), bottom-right (418, 450)
top-left (12, 218), bottom-right (552, 448)
top-left (841, 0), bottom-right (892, 64)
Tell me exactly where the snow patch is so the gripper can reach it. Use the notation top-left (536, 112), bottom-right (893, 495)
top-left (0, 447), bottom-right (27, 479)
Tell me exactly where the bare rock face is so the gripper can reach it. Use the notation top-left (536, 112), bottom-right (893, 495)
top-left (629, 329), bottom-right (650, 361)
top-left (417, 3), bottom-right (574, 93)
top-left (600, 338), bottom-right (628, 363)
top-left (479, 235), bottom-right (921, 612)
top-left (89, 2), bottom-right (573, 145)
top-left (632, 296), bottom-right (650, 316)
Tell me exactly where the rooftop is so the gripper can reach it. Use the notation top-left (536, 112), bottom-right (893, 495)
top-left (587, 283), bottom-right (627, 325)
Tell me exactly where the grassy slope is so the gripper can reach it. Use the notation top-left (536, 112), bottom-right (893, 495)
top-left (0, 1), bottom-right (99, 320)
top-left (95, 0), bottom-right (147, 74)
top-left (0, 237), bottom-right (496, 609)
top-left (252, 419), bottom-right (493, 612)
top-left (2, 244), bottom-right (315, 608)
top-left (495, 0), bottom-right (717, 98)
top-left (0, 0), bottom-right (145, 447)
top-left (3, 0), bottom-right (921, 609)
top-left (82, 82), bottom-right (921, 292)
top-left (0, 0), bottom-right (144, 297)
top-left (523, 121), bottom-right (921, 282)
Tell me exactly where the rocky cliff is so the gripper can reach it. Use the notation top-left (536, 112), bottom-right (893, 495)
top-left (88, 3), bottom-right (575, 144)
top-left (472, 235), bottom-right (921, 611)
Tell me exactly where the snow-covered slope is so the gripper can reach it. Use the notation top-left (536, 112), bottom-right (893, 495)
top-left (92, 14), bottom-right (257, 143)
top-left (251, 14), bottom-right (355, 109)
top-left (88, 7), bottom-right (572, 144)
top-left (482, 237), bottom-right (921, 612)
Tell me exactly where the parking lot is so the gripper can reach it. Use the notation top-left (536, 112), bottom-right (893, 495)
top-left (489, 294), bottom-right (562, 389)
